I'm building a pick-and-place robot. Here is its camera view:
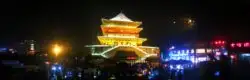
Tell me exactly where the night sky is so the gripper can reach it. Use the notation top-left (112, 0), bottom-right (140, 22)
top-left (0, 0), bottom-right (250, 51)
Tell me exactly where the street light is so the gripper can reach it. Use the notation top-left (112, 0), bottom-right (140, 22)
top-left (49, 44), bottom-right (64, 80)
top-left (183, 18), bottom-right (195, 29)
top-left (53, 44), bottom-right (62, 57)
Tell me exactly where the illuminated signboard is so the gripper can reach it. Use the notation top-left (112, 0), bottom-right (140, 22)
top-left (196, 49), bottom-right (205, 53)
top-left (231, 42), bottom-right (250, 48)
top-left (196, 48), bottom-right (212, 54)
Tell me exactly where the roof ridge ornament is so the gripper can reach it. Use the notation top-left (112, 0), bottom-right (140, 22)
top-left (110, 12), bottom-right (133, 22)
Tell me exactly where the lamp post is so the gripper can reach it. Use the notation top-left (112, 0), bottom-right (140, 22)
top-left (51, 44), bottom-right (63, 80)
top-left (53, 44), bottom-right (62, 58)
top-left (52, 44), bottom-right (63, 63)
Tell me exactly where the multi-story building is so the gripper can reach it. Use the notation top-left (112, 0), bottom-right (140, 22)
top-left (15, 40), bottom-right (36, 55)
top-left (227, 41), bottom-right (250, 61)
top-left (86, 13), bottom-right (160, 63)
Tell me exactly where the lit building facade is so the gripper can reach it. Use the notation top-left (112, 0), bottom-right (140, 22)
top-left (163, 42), bottom-right (214, 64)
top-left (166, 48), bottom-right (212, 63)
top-left (15, 40), bottom-right (36, 55)
top-left (86, 13), bottom-right (160, 63)
top-left (227, 41), bottom-right (250, 61)
top-left (164, 40), bottom-right (229, 64)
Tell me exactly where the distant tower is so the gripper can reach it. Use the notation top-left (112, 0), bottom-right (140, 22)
top-left (28, 40), bottom-right (35, 55)
top-left (16, 40), bottom-right (36, 55)
top-left (86, 12), bottom-right (160, 63)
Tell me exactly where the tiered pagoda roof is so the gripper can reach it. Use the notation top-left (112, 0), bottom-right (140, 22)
top-left (98, 12), bottom-right (147, 46)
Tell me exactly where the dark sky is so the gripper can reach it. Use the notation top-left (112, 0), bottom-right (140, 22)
top-left (0, 0), bottom-right (250, 51)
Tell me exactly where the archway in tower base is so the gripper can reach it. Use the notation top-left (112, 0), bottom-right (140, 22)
top-left (111, 50), bottom-right (139, 64)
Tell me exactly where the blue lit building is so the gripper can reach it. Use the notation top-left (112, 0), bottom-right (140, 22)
top-left (163, 40), bottom-right (230, 65)
top-left (227, 41), bottom-right (250, 61)
top-left (163, 42), bottom-right (215, 64)
top-left (165, 47), bottom-right (211, 63)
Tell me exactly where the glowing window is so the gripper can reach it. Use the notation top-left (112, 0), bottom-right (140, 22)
top-left (207, 49), bottom-right (212, 53)
top-left (196, 49), bottom-right (205, 53)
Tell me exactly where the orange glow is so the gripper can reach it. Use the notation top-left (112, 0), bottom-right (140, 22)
top-left (98, 36), bottom-right (146, 46)
top-left (53, 44), bottom-right (62, 56)
top-left (98, 17), bottom-right (146, 46)
top-left (101, 27), bottom-right (142, 34)
top-left (102, 19), bottom-right (142, 27)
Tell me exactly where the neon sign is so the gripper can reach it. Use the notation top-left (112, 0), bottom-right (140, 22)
top-left (213, 40), bottom-right (226, 46)
top-left (231, 42), bottom-right (250, 48)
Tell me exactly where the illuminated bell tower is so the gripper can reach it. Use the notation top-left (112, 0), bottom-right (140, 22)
top-left (86, 12), bottom-right (159, 63)
top-left (98, 13), bottom-right (147, 46)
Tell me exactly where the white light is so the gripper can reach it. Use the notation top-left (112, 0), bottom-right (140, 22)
top-left (186, 50), bottom-right (189, 53)
top-left (243, 54), bottom-right (250, 56)
top-left (198, 57), bottom-right (207, 62)
top-left (176, 65), bottom-right (183, 69)
top-left (58, 66), bottom-right (62, 70)
top-left (169, 46), bottom-right (175, 50)
top-left (92, 54), bottom-right (108, 58)
top-left (165, 59), bottom-right (169, 61)
top-left (30, 43), bottom-right (34, 51)
top-left (100, 46), bottom-right (120, 55)
top-left (170, 65), bottom-right (173, 69)
top-left (207, 49), bottom-right (212, 53)
top-left (110, 13), bottom-right (133, 22)
top-left (188, 19), bottom-right (192, 23)
top-left (52, 66), bottom-right (56, 70)
top-left (196, 49), bottom-right (205, 53)
top-left (216, 52), bottom-right (221, 56)
top-left (223, 52), bottom-right (228, 55)
top-left (230, 55), bottom-right (235, 59)
top-left (131, 46), bottom-right (148, 54)
top-left (191, 49), bottom-right (194, 53)
top-left (190, 57), bottom-right (198, 63)
top-left (139, 54), bottom-right (157, 61)
top-left (92, 45), bottom-right (153, 59)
